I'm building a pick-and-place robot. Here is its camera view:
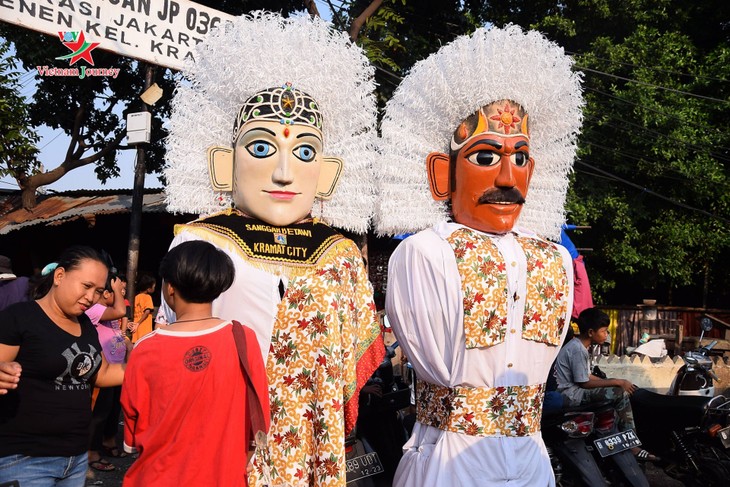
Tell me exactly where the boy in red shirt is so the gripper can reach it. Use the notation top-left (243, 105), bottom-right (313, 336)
top-left (121, 241), bottom-right (269, 486)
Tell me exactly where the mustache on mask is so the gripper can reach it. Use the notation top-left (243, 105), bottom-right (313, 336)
top-left (477, 188), bottom-right (526, 205)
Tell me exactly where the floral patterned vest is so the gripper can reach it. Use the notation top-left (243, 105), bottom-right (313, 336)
top-left (446, 228), bottom-right (569, 349)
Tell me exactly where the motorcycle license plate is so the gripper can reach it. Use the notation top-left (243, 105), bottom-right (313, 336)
top-left (346, 452), bottom-right (384, 483)
top-left (719, 425), bottom-right (730, 449)
top-left (593, 429), bottom-right (642, 458)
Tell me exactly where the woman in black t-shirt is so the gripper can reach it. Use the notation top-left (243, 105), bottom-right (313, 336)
top-left (0, 245), bottom-right (126, 486)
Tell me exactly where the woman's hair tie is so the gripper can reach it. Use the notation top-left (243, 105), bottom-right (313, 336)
top-left (41, 262), bottom-right (59, 276)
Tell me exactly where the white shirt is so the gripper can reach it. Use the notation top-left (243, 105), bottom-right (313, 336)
top-left (162, 229), bottom-right (284, 361)
top-left (386, 222), bottom-right (573, 487)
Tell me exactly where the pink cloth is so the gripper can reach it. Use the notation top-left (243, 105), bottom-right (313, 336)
top-left (86, 303), bottom-right (126, 364)
top-left (571, 255), bottom-right (594, 319)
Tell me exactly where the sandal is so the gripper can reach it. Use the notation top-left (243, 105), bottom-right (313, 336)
top-left (633, 448), bottom-right (660, 462)
top-left (89, 459), bottom-right (116, 472)
top-left (102, 445), bottom-right (128, 458)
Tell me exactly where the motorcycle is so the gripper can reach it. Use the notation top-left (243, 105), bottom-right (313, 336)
top-left (670, 317), bottom-right (719, 396)
top-left (350, 341), bottom-right (411, 486)
top-left (630, 389), bottom-right (730, 485)
top-left (629, 318), bottom-right (730, 485)
top-left (542, 398), bottom-right (609, 486)
top-left (542, 397), bottom-right (649, 487)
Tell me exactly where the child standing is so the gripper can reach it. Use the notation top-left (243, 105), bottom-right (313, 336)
top-left (130, 273), bottom-right (156, 343)
top-left (86, 273), bottom-right (128, 471)
top-left (121, 241), bottom-right (269, 485)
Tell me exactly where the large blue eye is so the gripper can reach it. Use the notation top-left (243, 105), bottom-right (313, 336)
top-left (245, 141), bottom-right (277, 158)
top-left (466, 151), bottom-right (498, 166)
top-left (294, 144), bottom-right (316, 162)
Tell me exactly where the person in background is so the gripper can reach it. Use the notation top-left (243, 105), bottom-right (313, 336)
top-left (558, 225), bottom-right (595, 319)
top-left (130, 273), bottom-right (156, 344)
top-left (153, 306), bottom-right (168, 330)
top-left (0, 255), bottom-right (30, 312)
top-left (0, 245), bottom-right (125, 486)
top-left (121, 240), bottom-right (269, 485)
top-left (118, 274), bottom-right (132, 321)
top-left (86, 271), bottom-right (128, 471)
top-left (554, 307), bottom-right (658, 462)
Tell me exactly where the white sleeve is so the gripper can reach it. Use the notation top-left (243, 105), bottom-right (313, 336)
top-left (385, 229), bottom-right (465, 387)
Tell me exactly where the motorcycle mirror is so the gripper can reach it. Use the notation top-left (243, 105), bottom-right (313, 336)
top-left (698, 317), bottom-right (713, 344)
top-left (700, 316), bottom-right (713, 332)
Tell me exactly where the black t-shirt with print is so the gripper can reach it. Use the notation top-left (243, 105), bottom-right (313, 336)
top-left (0, 300), bottom-right (103, 456)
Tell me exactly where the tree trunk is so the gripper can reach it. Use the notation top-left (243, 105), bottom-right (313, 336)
top-left (20, 184), bottom-right (38, 211)
top-left (303, 0), bottom-right (320, 17)
top-left (349, 0), bottom-right (383, 42)
top-left (17, 130), bottom-right (126, 210)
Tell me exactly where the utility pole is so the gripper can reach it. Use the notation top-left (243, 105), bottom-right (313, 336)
top-left (126, 63), bottom-right (155, 312)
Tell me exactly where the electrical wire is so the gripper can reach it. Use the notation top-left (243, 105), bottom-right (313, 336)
top-left (582, 113), bottom-right (730, 164)
top-left (582, 86), bottom-right (730, 143)
top-left (0, 179), bottom-right (20, 188)
top-left (575, 158), bottom-right (730, 224)
top-left (38, 131), bottom-right (64, 150)
top-left (580, 138), bottom-right (730, 189)
top-left (566, 50), bottom-right (730, 84)
top-left (578, 66), bottom-right (730, 104)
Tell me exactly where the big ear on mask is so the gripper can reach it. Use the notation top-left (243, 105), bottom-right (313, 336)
top-left (427, 152), bottom-right (450, 201)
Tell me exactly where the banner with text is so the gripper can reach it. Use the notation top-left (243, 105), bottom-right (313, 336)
top-left (0, 0), bottom-right (235, 71)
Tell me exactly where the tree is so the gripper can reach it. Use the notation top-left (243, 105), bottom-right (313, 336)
top-left (0, 39), bottom-right (38, 194)
top-left (572, 26), bottom-right (730, 307)
top-left (473, 0), bottom-right (730, 306)
top-left (320, 0), bottom-right (481, 103)
top-left (0, 0), bottom-right (309, 209)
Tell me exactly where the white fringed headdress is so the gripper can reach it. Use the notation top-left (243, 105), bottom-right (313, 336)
top-left (374, 24), bottom-right (583, 240)
top-left (164, 12), bottom-right (378, 234)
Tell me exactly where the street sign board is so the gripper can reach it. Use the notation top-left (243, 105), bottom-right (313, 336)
top-left (0, 0), bottom-right (235, 71)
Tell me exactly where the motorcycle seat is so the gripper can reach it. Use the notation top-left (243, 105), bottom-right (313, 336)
top-left (631, 388), bottom-right (710, 418)
top-left (542, 399), bottom-right (613, 419)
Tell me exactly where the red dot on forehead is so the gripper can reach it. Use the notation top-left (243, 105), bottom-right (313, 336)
top-left (283, 127), bottom-right (290, 138)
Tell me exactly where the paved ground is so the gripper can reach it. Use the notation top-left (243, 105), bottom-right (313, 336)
top-left (643, 462), bottom-right (685, 487)
top-left (84, 421), bottom-right (135, 487)
top-left (84, 422), bottom-right (684, 486)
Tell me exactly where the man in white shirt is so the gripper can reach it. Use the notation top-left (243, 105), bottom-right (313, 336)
top-left (374, 25), bottom-right (584, 486)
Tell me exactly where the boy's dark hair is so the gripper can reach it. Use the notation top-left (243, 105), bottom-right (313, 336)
top-left (577, 307), bottom-right (610, 335)
top-left (158, 241), bottom-right (235, 303)
top-left (136, 272), bottom-right (157, 293)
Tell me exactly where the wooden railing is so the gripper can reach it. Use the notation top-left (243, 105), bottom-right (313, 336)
top-left (598, 306), bottom-right (730, 356)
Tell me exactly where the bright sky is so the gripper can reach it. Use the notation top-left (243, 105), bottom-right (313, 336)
top-left (0, 1), bottom-right (333, 194)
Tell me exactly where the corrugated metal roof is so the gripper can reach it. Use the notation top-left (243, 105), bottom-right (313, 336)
top-left (0, 189), bottom-right (169, 235)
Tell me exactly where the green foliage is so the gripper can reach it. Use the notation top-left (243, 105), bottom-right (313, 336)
top-left (0, 0), bottom-right (305, 194)
top-left (331, 0), bottom-right (478, 103)
top-left (0, 39), bottom-right (38, 178)
top-left (553, 0), bottom-right (730, 305)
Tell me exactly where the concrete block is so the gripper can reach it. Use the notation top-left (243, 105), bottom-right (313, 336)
top-left (595, 354), bottom-right (730, 396)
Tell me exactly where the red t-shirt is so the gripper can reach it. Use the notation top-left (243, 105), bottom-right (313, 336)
top-left (121, 321), bottom-right (267, 486)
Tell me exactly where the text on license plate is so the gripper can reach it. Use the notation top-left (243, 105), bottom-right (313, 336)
top-left (346, 452), bottom-right (384, 483)
top-left (593, 429), bottom-right (642, 457)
